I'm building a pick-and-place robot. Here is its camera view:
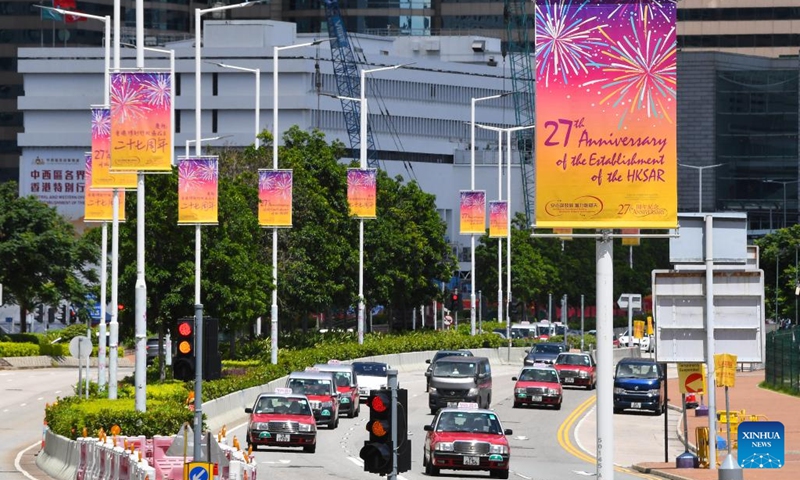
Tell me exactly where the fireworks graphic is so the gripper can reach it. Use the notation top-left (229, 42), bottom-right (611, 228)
top-left (348, 169), bottom-right (376, 187)
top-left (609, 0), bottom-right (677, 28)
top-left (584, 16), bottom-right (676, 127)
top-left (535, 0), bottom-right (607, 86)
top-left (490, 201), bottom-right (507, 216)
top-left (179, 158), bottom-right (217, 192)
top-left (139, 73), bottom-right (171, 109)
top-left (110, 73), bottom-right (151, 123)
top-left (91, 108), bottom-right (110, 138)
top-left (259, 171), bottom-right (293, 199)
top-left (461, 191), bottom-right (486, 211)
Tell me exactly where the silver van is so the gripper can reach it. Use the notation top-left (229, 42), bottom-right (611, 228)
top-left (285, 371), bottom-right (340, 429)
top-left (428, 356), bottom-right (492, 415)
top-left (313, 362), bottom-right (360, 418)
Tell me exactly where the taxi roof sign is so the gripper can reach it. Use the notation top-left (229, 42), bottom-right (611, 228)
top-left (327, 359), bottom-right (341, 365)
top-left (305, 367), bottom-right (319, 372)
top-left (274, 387), bottom-right (293, 395)
top-left (457, 402), bottom-right (479, 409)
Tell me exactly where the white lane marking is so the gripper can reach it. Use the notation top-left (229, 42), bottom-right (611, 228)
top-left (37, 397), bottom-right (44, 401)
top-left (574, 405), bottom-right (594, 458)
top-left (514, 473), bottom-right (532, 480)
top-left (261, 460), bottom-right (291, 465)
top-left (348, 456), bottom-right (364, 467)
top-left (20, 403), bottom-right (27, 407)
top-left (572, 471), bottom-right (596, 476)
top-left (14, 441), bottom-right (42, 480)
top-left (514, 436), bottom-right (528, 441)
top-left (54, 390), bottom-right (61, 394)
top-left (3, 409), bottom-right (9, 413)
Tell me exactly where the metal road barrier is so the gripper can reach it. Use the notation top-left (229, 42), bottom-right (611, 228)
top-left (696, 426), bottom-right (710, 468)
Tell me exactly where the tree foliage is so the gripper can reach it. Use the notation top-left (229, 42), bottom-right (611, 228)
top-left (0, 182), bottom-right (99, 332)
top-left (754, 226), bottom-right (800, 322)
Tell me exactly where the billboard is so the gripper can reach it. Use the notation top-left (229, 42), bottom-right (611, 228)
top-left (534, 0), bottom-right (677, 228)
top-left (19, 148), bottom-right (86, 226)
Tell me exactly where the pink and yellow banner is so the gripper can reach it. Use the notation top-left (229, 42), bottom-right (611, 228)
top-left (534, 0), bottom-right (677, 228)
top-left (178, 157), bottom-right (218, 225)
top-left (110, 72), bottom-right (172, 172)
top-left (460, 190), bottom-right (486, 235)
top-left (347, 168), bottom-right (377, 219)
top-left (258, 169), bottom-right (293, 228)
top-left (91, 108), bottom-right (137, 189)
top-left (489, 200), bottom-right (508, 238)
top-left (84, 153), bottom-right (126, 222)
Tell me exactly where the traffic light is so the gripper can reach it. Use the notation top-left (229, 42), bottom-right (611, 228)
top-left (360, 389), bottom-right (393, 474)
top-left (47, 307), bottom-right (55, 324)
top-left (450, 291), bottom-right (460, 311)
top-left (172, 318), bottom-right (195, 381)
top-left (69, 307), bottom-right (77, 324)
top-left (34, 305), bottom-right (44, 323)
top-left (59, 305), bottom-right (68, 323)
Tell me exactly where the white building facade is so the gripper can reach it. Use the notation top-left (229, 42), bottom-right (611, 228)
top-left (17, 20), bottom-right (527, 268)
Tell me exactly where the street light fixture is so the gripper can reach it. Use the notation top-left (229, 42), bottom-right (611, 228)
top-left (185, 135), bottom-right (233, 159)
top-left (269, 38), bottom-right (331, 364)
top-left (475, 123), bottom-right (535, 355)
top-left (763, 179), bottom-right (799, 229)
top-left (678, 162), bottom-right (723, 213)
top-left (209, 62), bottom-right (261, 149)
top-left (355, 63), bottom-right (409, 345)
top-left (193, 0), bottom-right (260, 460)
top-left (469, 92), bottom-right (510, 336)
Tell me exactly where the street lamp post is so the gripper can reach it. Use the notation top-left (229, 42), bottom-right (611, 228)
top-left (355, 63), bottom-right (407, 345)
top-left (194, 0), bottom-right (259, 460)
top-left (470, 93), bottom-right (508, 336)
top-left (475, 123), bottom-right (535, 352)
top-left (210, 63), bottom-right (260, 149)
top-left (763, 179), bottom-right (800, 228)
top-left (37, 1), bottom-right (112, 394)
top-left (678, 163), bottom-right (723, 213)
top-left (271, 39), bottom-right (329, 364)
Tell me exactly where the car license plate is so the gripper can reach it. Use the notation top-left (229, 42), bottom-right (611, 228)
top-left (564, 377), bottom-right (574, 383)
top-left (631, 402), bottom-right (642, 409)
top-left (464, 456), bottom-right (479, 466)
top-left (276, 434), bottom-right (291, 442)
top-left (531, 395), bottom-right (542, 402)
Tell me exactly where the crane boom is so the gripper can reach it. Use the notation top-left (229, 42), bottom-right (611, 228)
top-left (322, 0), bottom-right (379, 168)
top-left (505, 0), bottom-right (536, 223)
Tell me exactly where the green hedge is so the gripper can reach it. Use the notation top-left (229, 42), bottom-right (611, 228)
top-left (46, 329), bottom-right (504, 438)
top-left (0, 342), bottom-right (40, 357)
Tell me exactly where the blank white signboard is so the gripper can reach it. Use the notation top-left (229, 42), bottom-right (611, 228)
top-left (653, 269), bottom-right (764, 363)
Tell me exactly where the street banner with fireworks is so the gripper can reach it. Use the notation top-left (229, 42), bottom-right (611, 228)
top-left (91, 107), bottom-right (137, 189)
top-left (489, 200), bottom-right (508, 238)
top-left (84, 153), bottom-right (126, 222)
top-left (460, 190), bottom-right (486, 235)
top-left (534, 0), bottom-right (677, 228)
top-left (178, 157), bottom-right (218, 225)
top-left (347, 168), bottom-right (377, 219)
top-left (258, 169), bottom-right (293, 227)
top-left (110, 72), bottom-right (172, 172)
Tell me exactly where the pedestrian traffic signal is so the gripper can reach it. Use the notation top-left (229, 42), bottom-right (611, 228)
top-left (172, 318), bottom-right (195, 381)
top-left (34, 305), bottom-right (44, 323)
top-left (58, 305), bottom-right (67, 323)
top-left (47, 307), bottom-right (55, 324)
top-left (360, 389), bottom-right (393, 474)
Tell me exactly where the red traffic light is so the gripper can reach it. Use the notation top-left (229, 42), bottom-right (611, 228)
top-left (370, 394), bottom-right (389, 413)
top-left (177, 321), bottom-right (193, 337)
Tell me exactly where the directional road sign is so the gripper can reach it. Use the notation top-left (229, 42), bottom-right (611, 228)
top-left (617, 293), bottom-right (641, 310)
top-left (185, 462), bottom-right (210, 480)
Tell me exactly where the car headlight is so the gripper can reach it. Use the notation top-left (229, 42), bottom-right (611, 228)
top-left (251, 422), bottom-right (268, 431)
top-left (298, 423), bottom-right (316, 433)
top-left (429, 387), bottom-right (438, 394)
top-left (648, 389), bottom-right (661, 396)
top-left (435, 442), bottom-right (454, 452)
top-left (489, 444), bottom-right (509, 455)
top-left (614, 387), bottom-right (625, 394)
top-left (515, 388), bottom-right (526, 395)
top-left (467, 387), bottom-right (479, 396)
top-left (578, 371), bottom-right (589, 378)
top-left (321, 401), bottom-right (333, 408)
top-left (547, 388), bottom-right (560, 395)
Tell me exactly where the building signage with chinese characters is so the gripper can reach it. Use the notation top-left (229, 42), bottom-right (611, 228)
top-left (19, 148), bottom-right (86, 227)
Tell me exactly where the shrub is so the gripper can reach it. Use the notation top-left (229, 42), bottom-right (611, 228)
top-left (0, 342), bottom-right (40, 357)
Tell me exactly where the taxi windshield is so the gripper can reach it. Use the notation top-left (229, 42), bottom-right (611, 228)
top-left (254, 397), bottom-right (312, 415)
top-left (432, 361), bottom-right (476, 378)
top-left (287, 379), bottom-right (332, 396)
top-left (557, 354), bottom-right (590, 366)
top-left (334, 372), bottom-right (352, 387)
top-left (436, 411), bottom-right (502, 434)
top-left (519, 369), bottom-right (559, 383)
top-left (533, 344), bottom-right (563, 354)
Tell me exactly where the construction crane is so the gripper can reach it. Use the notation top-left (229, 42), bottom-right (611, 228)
top-left (322, 0), bottom-right (379, 168)
top-left (504, 0), bottom-right (536, 223)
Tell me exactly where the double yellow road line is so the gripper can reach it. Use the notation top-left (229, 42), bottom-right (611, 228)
top-left (556, 395), bottom-right (656, 478)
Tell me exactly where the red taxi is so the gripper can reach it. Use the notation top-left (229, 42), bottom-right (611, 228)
top-left (423, 404), bottom-right (512, 479)
top-left (314, 361), bottom-right (360, 418)
top-left (244, 389), bottom-right (317, 453)
top-left (512, 365), bottom-right (562, 410)
top-left (554, 352), bottom-right (596, 390)
top-left (286, 371), bottom-right (340, 429)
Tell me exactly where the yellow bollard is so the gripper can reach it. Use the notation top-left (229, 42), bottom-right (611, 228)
top-left (696, 426), bottom-right (710, 468)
